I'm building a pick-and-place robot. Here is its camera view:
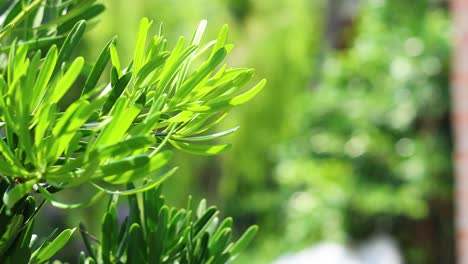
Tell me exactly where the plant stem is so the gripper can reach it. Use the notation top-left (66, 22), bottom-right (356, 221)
top-left (0, 0), bottom-right (43, 42)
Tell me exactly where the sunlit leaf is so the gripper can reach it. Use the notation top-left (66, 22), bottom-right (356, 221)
top-left (169, 140), bottom-right (231, 155)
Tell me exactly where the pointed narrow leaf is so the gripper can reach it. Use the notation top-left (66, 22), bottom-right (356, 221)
top-left (50, 57), bottom-right (84, 103)
top-left (38, 185), bottom-right (105, 209)
top-left (172, 48), bottom-right (227, 103)
top-left (193, 207), bottom-right (218, 239)
top-left (210, 24), bottom-right (229, 57)
top-left (109, 44), bottom-right (121, 76)
top-left (33, 45), bottom-right (58, 110)
top-left (101, 71), bottom-right (132, 115)
top-left (169, 140), bottom-right (231, 156)
top-left (57, 20), bottom-right (86, 67)
top-left (228, 225), bottom-right (258, 256)
top-left (100, 154), bottom-right (150, 176)
top-left (3, 181), bottom-right (35, 208)
top-left (133, 18), bottom-right (152, 76)
top-left (0, 215), bottom-right (24, 258)
top-left (127, 224), bottom-right (146, 264)
top-left (172, 127), bottom-right (239, 142)
top-left (33, 228), bottom-right (76, 264)
top-left (230, 79), bottom-right (266, 106)
top-left (92, 167), bottom-right (177, 195)
top-left (98, 136), bottom-right (155, 159)
top-left (82, 37), bottom-right (116, 96)
top-left (102, 151), bottom-right (173, 184)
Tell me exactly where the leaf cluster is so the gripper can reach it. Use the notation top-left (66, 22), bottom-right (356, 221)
top-left (0, 16), bottom-right (265, 209)
top-left (0, 180), bottom-right (75, 264)
top-left (79, 187), bottom-right (258, 264)
top-left (0, 0), bottom-right (264, 263)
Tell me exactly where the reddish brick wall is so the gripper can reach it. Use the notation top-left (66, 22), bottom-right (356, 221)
top-left (452, 1), bottom-right (468, 263)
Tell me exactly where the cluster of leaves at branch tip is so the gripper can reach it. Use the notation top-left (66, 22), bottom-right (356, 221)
top-left (0, 0), bottom-right (264, 263)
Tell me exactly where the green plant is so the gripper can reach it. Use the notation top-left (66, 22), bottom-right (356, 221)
top-left (0, 0), bottom-right (264, 262)
top-left (82, 1), bottom-right (453, 263)
top-left (79, 187), bottom-right (258, 264)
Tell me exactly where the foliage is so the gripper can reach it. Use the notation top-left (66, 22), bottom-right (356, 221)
top-left (274, 0), bottom-right (451, 262)
top-left (0, 0), bottom-right (263, 262)
top-left (92, 1), bottom-right (453, 263)
top-left (79, 186), bottom-right (257, 264)
top-left (0, 180), bottom-right (76, 264)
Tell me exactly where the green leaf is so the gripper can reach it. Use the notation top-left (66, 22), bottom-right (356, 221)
top-left (0, 23), bottom-right (14, 41)
top-left (97, 135), bottom-right (155, 160)
top-left (169, 140), bottom-right (231, 156)
top-left (197, 199), bottom-right (207, 219)
top-left (214, 218), bottom-right (233, 235)
top-left (50, 57), bottom-right (84, 103)
top-left (79, 223), bottom-right (96, 261)
top-left (0, 36), bottom-right (67, 53)
top-left (57, 4), bottom-right (105, 33)
top-left (154, 206), bottom-right (169, 261)
top-left (33, 228), bottom-right (76, 264)
top-left (172, 48), bottom-right (227, 104)
top-left (211, 252), bottom-right (231, 264)
top-left (100, 154), bottom-right (150, 176)
top-left (101, 71), bottom-right (132, 115)
top-left (133, 17), bottom-right (152, 76)
top-left (102, 151), bottom-right (173, 184)
top-left (172, 127), bottom-right (239, 142)
top-left (38, 185), bottom-right (105, 209)
top-left (32, 45), bottom-right (58, 111)
top-left (57, 20), bottom-right (86, 67)
top-left (134, 54), bottom-right (169, 88)
top-left (0, 214), bottom-right (24, 259)
top-left (48, 97), bottom-right (106, 163)
top-left (155, 38), bottom-right (197, 96)
top-left (92, 167), bottom-right (177, 195)
top-left (24, 51), bottom-right (42, 112)
top-left (0, 137), bottom-right (28, 176)
top-left (177, 113), bottom-right (227, 136)
top-left (0, 160), bottom-right (23, 177)
top-left (209, 228), bottom-right (232, 257)
top-left (109, 44), bottom-right (121, 76)
top-left (127, 224), bottom-right (146, 264)
top-left (101, 203), bottom-right (118, 264)
top-left (229, 79), bottom-right (266, 106)
top-left (228, 225), bottom-right (258, 256)
top-left (82, 37), bottom-right (117, 96)
top-left (198, 69), bottom-right (254, 101)
top-left (191, 20), bottom-right (208, 45)
top-left (33, 103), bottom-right (57, 154)
top-left (96, 98), bottom-right (142, 149)
top-left (186, 79), bottom-right (266, 112)
top-left (6, 38), bottom-right (17, 88)
top-left (210, 24), bottom-right (229, 57)
top-left (3, 181), bottom-right (35, 208)
top-left (193, 207), bottom-right (218, 239)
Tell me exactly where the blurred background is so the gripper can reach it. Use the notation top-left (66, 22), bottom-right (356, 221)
top-left (39, 0), bottom-right (454, 263)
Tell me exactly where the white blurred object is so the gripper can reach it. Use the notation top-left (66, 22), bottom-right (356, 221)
top-left (272, 234), bottom-right (402, 264)
top-left (273, 243), bottom-right (360, 264)
top-left (356, 234), bottom-right (402, 264)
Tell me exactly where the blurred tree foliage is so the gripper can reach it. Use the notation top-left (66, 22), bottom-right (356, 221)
top-left (82, 0), bottom-right (452, 263)
top-left (273, 1), bottom-right (452, 263)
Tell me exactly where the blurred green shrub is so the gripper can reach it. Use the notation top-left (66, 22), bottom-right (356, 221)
top-left (274, 1), bottom-right (452, 262)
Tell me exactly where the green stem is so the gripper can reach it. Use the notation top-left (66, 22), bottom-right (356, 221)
top-left (0, 0), bottom-right (43, 42)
